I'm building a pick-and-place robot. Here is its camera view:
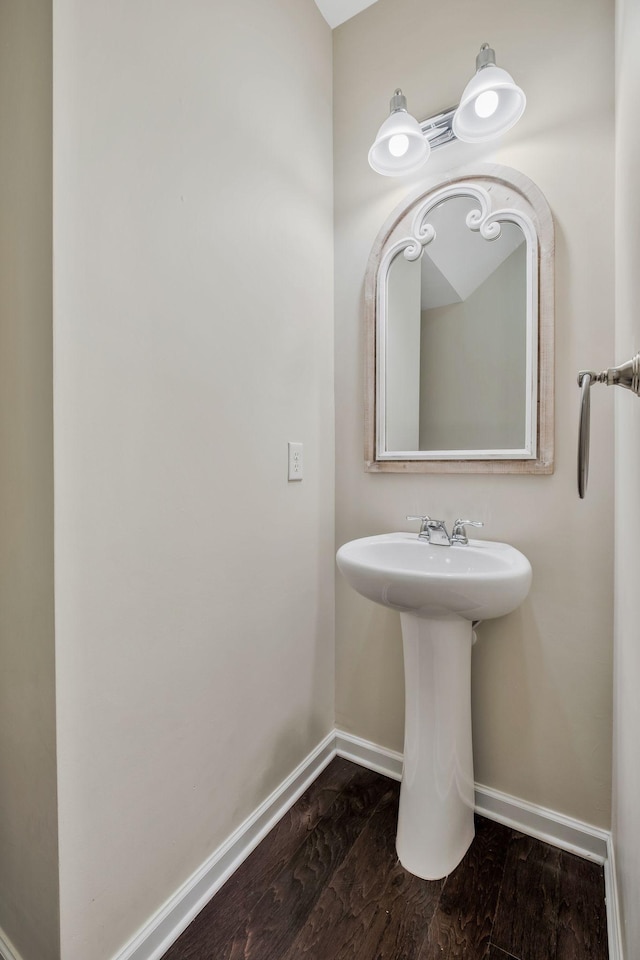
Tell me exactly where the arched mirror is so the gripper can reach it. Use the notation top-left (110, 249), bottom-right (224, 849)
top-left (364, 165), bottom-right (554, 473)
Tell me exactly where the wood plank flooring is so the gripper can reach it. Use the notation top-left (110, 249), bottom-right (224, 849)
top-left (161, 758), bottom-right (608, 960)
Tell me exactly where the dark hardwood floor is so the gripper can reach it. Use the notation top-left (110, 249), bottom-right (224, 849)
top-left (161, 758), bottom-right (608, 960)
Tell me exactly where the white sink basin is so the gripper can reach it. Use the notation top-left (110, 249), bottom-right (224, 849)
top-left (336, 532), bottom-right (532, 621)
top-left (336, 529), bottom-right (532, 881)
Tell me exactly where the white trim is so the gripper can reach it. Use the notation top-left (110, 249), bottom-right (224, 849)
top-left (604, 837), bottom-right (624, 960)
top-left (474, 782), bottom-right (609, 863)
top-left (334, 729), bottom-right (403, 781)
top-left (111, 731), bottom-right (336, 960)
top-left (108, 727), bottom-right (622, 960)
top-left (0, 927), bottom-right (26, 960)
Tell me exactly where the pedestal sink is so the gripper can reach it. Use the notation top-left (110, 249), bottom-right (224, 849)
top-left (336, 532), bottom-right (532, 880)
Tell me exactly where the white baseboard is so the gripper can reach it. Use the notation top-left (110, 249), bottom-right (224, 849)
top-left (0, 927), bottom-right (25, 960)
top-left (474, 782), bottom-right (609, 863)
top-left (112, 731), bottom-right (336, 960)
top-left (334, 729), bottom-right (403, 781)
top-left (604, 837), bottom-right (624, 960)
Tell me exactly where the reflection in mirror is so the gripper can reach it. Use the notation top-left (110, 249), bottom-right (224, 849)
top-left (386, 197), bottom-right (528, 454)
top-left (365, 166), bottom-right (554, 474)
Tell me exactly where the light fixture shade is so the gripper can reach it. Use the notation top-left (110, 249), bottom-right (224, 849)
top-left (453, 60), bottom-right (526, 143)
top-left (368, 93), bottom-right (430, 177)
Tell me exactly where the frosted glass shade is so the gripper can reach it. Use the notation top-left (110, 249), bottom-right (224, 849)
top-left (368, 110), bottom-right (430, 177)
top-left (452, 65), bottom-right (526, 143)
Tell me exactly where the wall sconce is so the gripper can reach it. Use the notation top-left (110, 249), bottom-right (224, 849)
top-left (368, 44), bottom-right (526, 177)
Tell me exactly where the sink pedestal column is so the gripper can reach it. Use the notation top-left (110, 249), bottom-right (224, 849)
top-left (396, 613), bottom-right (475, 880)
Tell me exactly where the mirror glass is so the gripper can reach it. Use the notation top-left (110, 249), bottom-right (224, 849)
top-left (384, 196), bottom-right (529, 456)
top-left (365, 168), bottom-right (553, 474)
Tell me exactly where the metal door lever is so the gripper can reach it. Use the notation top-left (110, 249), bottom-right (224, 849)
top-left (577, 353), bottom-right (640, 498)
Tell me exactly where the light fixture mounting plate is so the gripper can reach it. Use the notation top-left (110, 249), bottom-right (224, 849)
top-left (419, 106), bottom-right (458, 150)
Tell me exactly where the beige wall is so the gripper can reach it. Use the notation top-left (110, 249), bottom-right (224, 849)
top-left (614, 0), bottom-right (640, 951)
top-left (334, 0), bottom-right (614, 828)
top-left (0, 3), bottom-right (59, 960)
top-left (52, 2), bottom-right (334, 957)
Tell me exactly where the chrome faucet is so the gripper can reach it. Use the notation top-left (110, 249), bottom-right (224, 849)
top-left (407, 515), bottom-right (484, 546)
top-left (406, 515), bottom-right (452, 546)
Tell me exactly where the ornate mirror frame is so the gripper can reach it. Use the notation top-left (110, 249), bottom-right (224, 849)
top-left (364, 164), bottom-right (554, 474)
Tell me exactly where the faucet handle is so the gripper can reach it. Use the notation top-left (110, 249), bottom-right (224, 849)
top-left (406, 514), bottom-right (431, 536)
top-left (451, 519), bottom-right (484, 545)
